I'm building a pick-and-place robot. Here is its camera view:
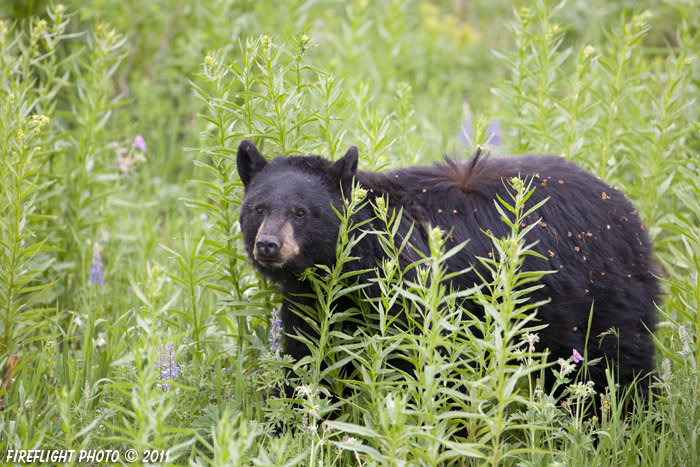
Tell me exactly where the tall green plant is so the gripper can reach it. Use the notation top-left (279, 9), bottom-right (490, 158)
top-left (495, 1), bottom-right (694, 235)
top-left (321, 177), bottom-right (553, 464)
top-left (53, 21), bottom-right (126, 297)
top-left (0, 12), bottom-right (65, 364)
top-left (0, 10), bottom-right (69, 453)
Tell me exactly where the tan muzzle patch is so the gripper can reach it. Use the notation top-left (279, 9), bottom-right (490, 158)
top-left (253, 220), bottom-right (300, 268)
top-left (279, 222), bottom-right (300, 261)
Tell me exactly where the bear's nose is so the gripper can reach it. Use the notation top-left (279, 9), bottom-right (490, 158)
top-left (256, 235), bottom-right (281, 260)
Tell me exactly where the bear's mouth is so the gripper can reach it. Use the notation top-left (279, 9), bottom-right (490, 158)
top-left (257, 259), bottom-right (285, 269)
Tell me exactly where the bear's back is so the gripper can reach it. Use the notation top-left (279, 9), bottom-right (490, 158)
top-left (355, 154), bottom-right (658, 394)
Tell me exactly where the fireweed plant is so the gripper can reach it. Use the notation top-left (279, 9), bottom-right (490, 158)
top-left (0, 0), bottom-right (698, 465)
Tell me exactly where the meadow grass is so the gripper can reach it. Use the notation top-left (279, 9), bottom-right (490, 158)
top-left (0, 0), bottom-right (699, 465)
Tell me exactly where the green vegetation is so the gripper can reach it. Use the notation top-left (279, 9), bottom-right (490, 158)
top-left (0, 0), bottom-right (698, 465)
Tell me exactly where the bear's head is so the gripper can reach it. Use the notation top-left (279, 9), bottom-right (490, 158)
top-left (236, 140), bottom-right (359, 279)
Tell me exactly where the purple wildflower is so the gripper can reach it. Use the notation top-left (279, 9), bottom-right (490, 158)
top-left (89, 245), bottom-right (104, 285)
top-left (269, 308), bottom-right (283, 359)
top-left (134, 134), bottom-right (147, 151)
top-left (487, 121), bottom-right (502, 146)
top-left (459, 116), bottom-right (502, 147)
top-left (572, 348), bottom-right (584, 363)
top-left (155, 342), bottom-right (180, 391)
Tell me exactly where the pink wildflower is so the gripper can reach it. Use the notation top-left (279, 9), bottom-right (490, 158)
top-left (134, 134), bottom-right (147, 151)
top-left (572, 348), bottom-right (584, 363)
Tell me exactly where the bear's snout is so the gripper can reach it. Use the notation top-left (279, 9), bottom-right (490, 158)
top-left (255, 235), bottom-right (281, 261)
top-left (251, 221), bottom-right (301, 268)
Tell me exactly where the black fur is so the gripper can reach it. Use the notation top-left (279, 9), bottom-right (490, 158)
top-left (237, 140), bottom-right (660, 396)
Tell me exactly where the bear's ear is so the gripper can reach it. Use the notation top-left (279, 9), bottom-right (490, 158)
top-left (237, 139), bottom-right (267, 188)
top-left (330, 146), bottom-right (359, 186)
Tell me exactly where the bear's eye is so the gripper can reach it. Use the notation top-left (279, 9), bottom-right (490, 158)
top-left (255, 206), bottom-right (264, 215)
top-left (296, 208), bottom-right (306, 218)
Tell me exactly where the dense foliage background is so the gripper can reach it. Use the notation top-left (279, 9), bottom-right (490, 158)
top-left (0, 0), bottom-right (698, 465)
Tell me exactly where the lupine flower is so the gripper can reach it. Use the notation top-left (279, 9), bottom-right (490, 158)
top-left (459, 116), bottom-right (502, 147)
top-left (269, 308), bottom-right (283, 359)
top-left (89, 244), bottom-right (104, 285)
top-left (155, 342), bottom-right (180, 391)
top-left (134, 134), bottom-right (147, 151)
top-left (486, 121), bottom-right (502, 146)
top-left (572, 348), bottom-right (584, 363)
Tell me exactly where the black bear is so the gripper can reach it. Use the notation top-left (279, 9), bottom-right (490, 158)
top-left (236, 139), bottom-right (659, 397)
